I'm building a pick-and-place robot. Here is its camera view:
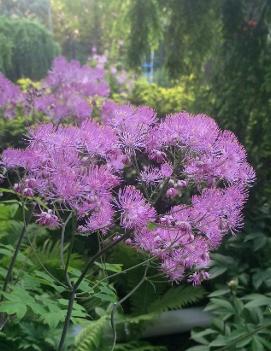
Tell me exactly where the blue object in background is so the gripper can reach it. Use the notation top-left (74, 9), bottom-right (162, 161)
top-left (142, 51), bottom-right (155, 82)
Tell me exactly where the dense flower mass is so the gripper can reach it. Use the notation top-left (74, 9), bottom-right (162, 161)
top-left (34, 57), bottom-right (109, 122)
top-left (0, 73), bottom-right (24, 119)
top-left (1, 101), bottom-right (255, 284)
top-left (0, 57), bottom-right (110, 122)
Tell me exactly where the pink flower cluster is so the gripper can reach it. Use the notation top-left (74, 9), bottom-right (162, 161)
top-left (1, 103), bottom-right (255, 284)
top-left (34, 57), bottom-right (109, 122)
top-left (0, 73), bottom-right (24, 119)
top-left (0, 57), bottom-right (110, 122)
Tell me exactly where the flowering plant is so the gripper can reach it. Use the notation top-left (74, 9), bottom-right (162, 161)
top-left (0, 57), bottom-right (110, 123)
top-left (0, 73), bottom-right (24, 119)
top-left (88, 49), bottom-right (136, 96)
top-left (3, 102), bottom-right (255, 280)
top-left (1, 97), bottom-right (255, 349)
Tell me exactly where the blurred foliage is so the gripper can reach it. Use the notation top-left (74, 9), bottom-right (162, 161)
top-left (188, 292), bottom-right (271, 351)
top-left (187, 218), bottom-right (271, 350)
top-left (202, 0), bottom-right (271, 209)
top-left (0, 115), bottom-right (32, 152)
top-left (0, 16), bottom-right (59, 81)
top-left (185, 1), bottom-right (271, 349)
top-left (51, 0), bottom-right (129, 62)
top-left (126, 0), bottom-right (162, 68)
top-left (17, 78), bottom-right (40, 92)
top-left (130, 78), bottom-right (194, 116)
top-left (0, 0), bottom-right (52, 29)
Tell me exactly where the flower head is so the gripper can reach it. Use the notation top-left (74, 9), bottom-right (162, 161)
top-left (118, 186), bottom-right (156, 229)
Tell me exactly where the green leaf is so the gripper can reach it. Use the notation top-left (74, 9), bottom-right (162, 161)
top-left (209, 335), bottom-right (228, 347)
top-left (95, 261), bottom-right (123, 273)
top-left (185, 346), bottom-right (209, 351)
top-left (206, 298), bottom-right (234, 312)
top-left (42, 310), bottom-right (67, 328)
top-left (148, 285), bottom-right (205, 313)
top-left (95, 283), bottom-right (117, 303)
top-left (0, 301), bottom-right (27, 319)
top-left (208, 266), bottom-right (227, 279)
top-left (252, 336), bottom-right (265, 351)
top-left (147, 222), bottom-right (158, 231)
top-left (243, 294), bottom-right (271, 309)
top-left (191, 329), bottom-right (216, 345)
top-left (74, 316), bottom-right (108, 351)
top-left (34, 271), bottom-right (65, 293)
top-left (0, 202), bottom-right (19, 219)
top-left (0, 188), bottom-right (17, 195)
top-left (209, 289), bottom-right (230, 297)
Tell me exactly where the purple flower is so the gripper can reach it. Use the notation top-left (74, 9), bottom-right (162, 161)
top-left (140, 166), bottom-right (164, 185)
top-left (184, 130), bottom-right (256, 186)
top-left (1, 103), bottom-right (255, 285)
top-left (102, 101), bottom-right (157, 152)
top-left (188, 271), bottom-right (210, 286)
top-left (146, 112), bottom-right (219, 154)
top-left (0, 74), bottom-right (24, 119)
top-left (166, 187), bottom-right (179, 198)
top-left (36, 210), bottom-right (60, 229)
top-left (118, 186), bottom-right (156, 229)
top-left (33, 56), bottom-right (110, 122)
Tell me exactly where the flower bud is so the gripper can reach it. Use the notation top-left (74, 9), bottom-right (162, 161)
top-left (166, 187), bottom-right (178, 198)
top-left (22, 187), bottom-right (34, 197)
top-left (176, 180), bottom-right (187, 188)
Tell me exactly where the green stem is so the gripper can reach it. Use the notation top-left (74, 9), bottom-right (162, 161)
top-left (0, 202), bottom-right (32, 330)
top-left (60, 212), bottom-right (73, 289)
top-left (2, 202), bottom-right (31, 293)
top-left (60, 212), bottom-right (73, 270)
top-left (57, 232), bottom-right (130, 351)
top-left (110, 263), bottom-right (149, 351)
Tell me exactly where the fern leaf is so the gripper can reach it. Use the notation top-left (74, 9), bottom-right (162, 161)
top-left (74, 316), bottom-right (108, 351)
top-left (148, 285), bottom-right (205, 313)
top-left (103, 341), bottom-right (167, 351)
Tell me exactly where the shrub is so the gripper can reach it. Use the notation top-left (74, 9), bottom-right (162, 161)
top-left (130, 78), bottom-right (194, 116)
top-left (0, 16), bottom-right (60, 81)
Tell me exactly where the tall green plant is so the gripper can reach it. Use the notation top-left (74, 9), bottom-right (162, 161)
top-left (0, 16), bottom-right (59, 81)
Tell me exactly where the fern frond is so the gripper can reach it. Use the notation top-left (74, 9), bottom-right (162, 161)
top-left (27, 238), bottom-right (84, 270)
top-left (105, 341), bottom-right (167, 351)
top-left (74, 316), bottom-right (108, 351)
top-left (148, 285), bottom-right (206, 313)
top-left (115, 341), bottom-right (167, 351)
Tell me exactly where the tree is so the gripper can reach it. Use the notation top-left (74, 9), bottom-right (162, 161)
top-left (0, 16), bottom-right (60, 81)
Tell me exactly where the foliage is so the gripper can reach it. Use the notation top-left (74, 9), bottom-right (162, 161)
top-left (0, 0), bottom-right (52, 29)
top-left (112, 342), bottom-right (167, 351)
top-left (74, 316), bottom-right (108, 351)
top-left (0, 115), bottom-right (33, 152)
top-left (51, 0), bottom-right (129, 62)
top-left (200, 0), bottom-right (271, 210)
top-left (0, 16), bottom-right (59, 81)
top-left (0, 201), bottom-right (176, 351)
top-left (127, 0), bottom-right (162, 68)
top-left (148, 285), bottom-right (205, 313)
top-left (130, 78), bottom-right (194, 116)
top-left (123, 0), bottom-right (220, 77)
top-left (187, 291), bottom-right (271, 351)
top-left (187, 205), bottom-right (271, 350)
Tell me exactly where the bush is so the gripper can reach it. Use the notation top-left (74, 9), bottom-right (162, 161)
top-left (0, 16), bottom-right (60, 81)
top-left (0, 115), bottom-right (34, 152)
top-left (130, 78), bottom-right (194, 116)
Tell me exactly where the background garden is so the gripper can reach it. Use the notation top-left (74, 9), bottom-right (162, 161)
top-left (0, 0), bottom-right (271, 350)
